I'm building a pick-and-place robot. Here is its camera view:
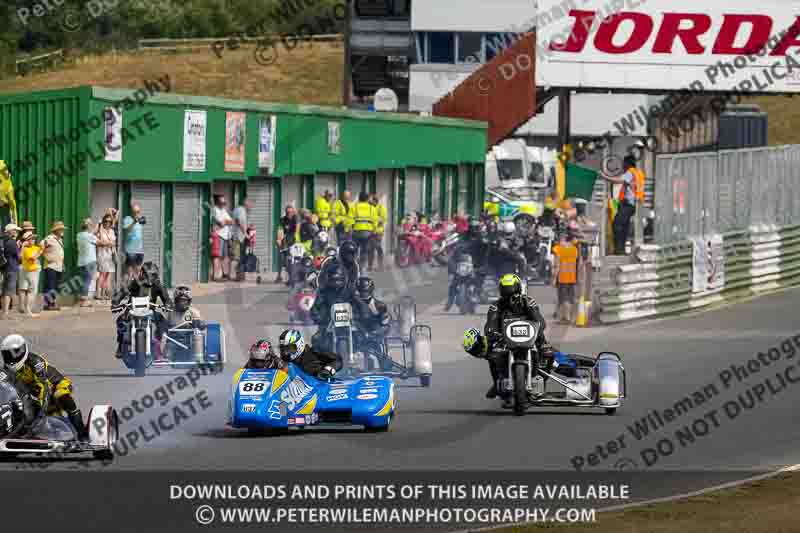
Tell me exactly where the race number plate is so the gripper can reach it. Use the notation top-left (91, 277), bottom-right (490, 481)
top-left (511, 325), bottom-right (530, 337)
top-left (239, 381), bottom-right (268, 395)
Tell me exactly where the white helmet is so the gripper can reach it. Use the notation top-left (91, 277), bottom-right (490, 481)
top-left (1, 334), bottom-right (28, 372)
top-left (317, 231), bottom-right (329, 245)
top-left (503, 221), bottom-right (516, 234)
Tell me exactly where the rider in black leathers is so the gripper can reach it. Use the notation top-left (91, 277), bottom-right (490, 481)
top-left (337, 240), bottom-right (360, 291)
top-left (279, 330), bottom-right (343, 379)
top-left (445, 219), bottom-right (489, 311)
top-left (466, 274), bottom-right (555, 400)
top-left (113, 262), bottom-right (172, 359)
top-left (310, 261), bottom-right (353, 352)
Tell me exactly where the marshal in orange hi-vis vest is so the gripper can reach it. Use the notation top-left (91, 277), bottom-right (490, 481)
top-left (618, 167), bottom-right (646, 203)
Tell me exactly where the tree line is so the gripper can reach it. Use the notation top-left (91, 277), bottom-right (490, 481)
top-left (0, 0), bottom-right (344, 76)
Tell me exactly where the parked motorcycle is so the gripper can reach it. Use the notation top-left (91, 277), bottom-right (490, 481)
top-left (395, 225), bottom-right (429, 268)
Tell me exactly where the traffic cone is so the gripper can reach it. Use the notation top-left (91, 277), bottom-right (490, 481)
top-left (575, 297), bottom-right (588, 327)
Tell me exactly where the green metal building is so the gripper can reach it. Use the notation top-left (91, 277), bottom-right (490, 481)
top-left (0, 86), bottom-right (487, 287)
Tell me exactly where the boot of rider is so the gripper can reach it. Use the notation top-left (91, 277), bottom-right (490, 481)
top-left (486, 359), bottom-right (501, 398)
top-left (69, 410), bottom-right (89, 442)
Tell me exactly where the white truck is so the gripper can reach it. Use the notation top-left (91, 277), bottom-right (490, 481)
top-left (484, 139), bottom-right (558, 228)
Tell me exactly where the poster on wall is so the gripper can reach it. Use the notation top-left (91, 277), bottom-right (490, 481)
top-left (183, 110), bottom-right (207, 172)
top-left (104, 107), bottom-right (122, 162)
top-left (224, 112), bottom-right (246, 172)
top-left (258, 115), bottom-right (277, 174)
top-left (692, 234), bottom-right (725, 294)
top-left (327, 121), bottom-right (341, 155)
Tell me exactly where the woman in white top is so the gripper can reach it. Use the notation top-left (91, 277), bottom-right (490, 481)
top-left (95, 211), bottom-right (117, 301)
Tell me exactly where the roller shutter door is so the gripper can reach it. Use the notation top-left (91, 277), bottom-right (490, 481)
top-left (131, 182), bottom-right (163, 273)
top-left (405, 168), bottom-right (424, 215)
top-left (90, 181), bottom-right (118, 224)
top-left (376, 169), bottom-right (394, 253)
top-left (247, 180), bottom-right (275, 274)
top-left (458, 164), bottom-right (469, 215)
top-left (315, 174), bottom-right (337, 199)
top-left (283, 176), bottom-right (302, 210)
top-left (172, 184), bottom-right (202, 286)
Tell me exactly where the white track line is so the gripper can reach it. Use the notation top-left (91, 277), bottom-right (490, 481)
top-left (451, 464), bottom-right (800, 533)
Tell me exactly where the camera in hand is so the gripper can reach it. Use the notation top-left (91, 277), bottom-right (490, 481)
top-left (138, 216), bottom-right (147, 225)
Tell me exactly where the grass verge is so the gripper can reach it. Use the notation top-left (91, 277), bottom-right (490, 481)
top-left (502, 472), bottom-right (800, 533)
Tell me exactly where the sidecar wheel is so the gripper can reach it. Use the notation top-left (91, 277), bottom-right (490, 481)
top-left (605, 408), bottom-right (617, 415)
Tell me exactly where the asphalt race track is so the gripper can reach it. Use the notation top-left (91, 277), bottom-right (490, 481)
top-left (1, 268), bottom-right (798, 529)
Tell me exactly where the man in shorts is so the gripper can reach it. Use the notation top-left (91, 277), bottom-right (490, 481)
top-left (552, 232), bottom-right (579, 324)
top-left (122, 203), bottom-right (145, 282)
top-left (1, 223), bottom-right (21, 320)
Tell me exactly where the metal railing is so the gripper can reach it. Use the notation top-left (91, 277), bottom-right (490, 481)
top-left (138, 34), bottom-right (343, 51)
top-left (15, 49), bottom-right (64, 76)
top-left (596, 224), bottom-right (800, 323)
top-left (654, 145), bottom-right (800, 244)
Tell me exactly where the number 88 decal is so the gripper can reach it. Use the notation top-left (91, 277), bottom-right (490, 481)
top-left (239, 381), bottom-right (267, 395)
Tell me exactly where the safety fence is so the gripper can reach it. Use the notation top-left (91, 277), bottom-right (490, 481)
top-left (137, 34), bottom-right (343, 51)
top-left (654, 145), bottom-right (800, 244)
top-left (595, 223), bottom-right (800, 324)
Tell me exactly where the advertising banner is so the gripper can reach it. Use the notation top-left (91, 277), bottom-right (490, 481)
top-left (183, 110), bottom-right (207, 172)
top-left (104, 107), bottom-right (122, 162)
top-left (536, 0), bottom-right (800, 93)
top-left (225, 112), bottom-right (246, 172)
top-left (328, 121), bottom-right (341, 155)
top-left (258, 115), bottom-right (277, 174)
top-left (692, 234), bottom-right (725, 294)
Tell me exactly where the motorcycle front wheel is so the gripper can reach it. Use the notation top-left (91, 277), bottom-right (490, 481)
top-left (512, 364), bottom-right (528, 416)
top-left (134, 330), bottom-right (147, 377)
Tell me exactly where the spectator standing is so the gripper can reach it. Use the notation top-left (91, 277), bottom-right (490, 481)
top-left (122, 203), bottom-right (145, 282)
top-left (352, 191), bottom-right (376, 272)
top-left (76, 218), bottom-right (98, 308)
top-left (1, 223), bottom-right (21, 320)
top-left (552, 232), bottom-right (579, 324)
top-left (315, 190), bottom-right (334, 234)
top-left (334, 191), bottom-right (353, 244)
top-left (368, 193), bottom-right (387, 272)
top-left (231, 198), bottom-right (253, 282)
top-left (19, 229), bottom-right (42, 317)
top-left (298, 210), bottom-right (319, 256)
top-left (95, 211), bottom-right (117, 301)
top-left (0, 161), bottom-right (17, 228)
top-left (275, 205), bottom-right (298, 283)
top-left (210, 221), bottom-right (224, 280)
top-left (41, 221), bottom-right (66, 311)
top-left (212, 195), bottom-right (234, 281)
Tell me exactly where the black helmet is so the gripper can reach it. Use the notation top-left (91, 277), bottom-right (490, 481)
top-left (498, 273), bottom-right (523, 301)
top-left (468, 219), bottom-right (481, 236)
top-left (174, 286), bottom-right (192, 313)
top-left (356, 277), bottom-right (375, 300)
top-left (340, 240), bottom-right (358, 263)
top-left (139, 262), bottom-right (159, 287)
